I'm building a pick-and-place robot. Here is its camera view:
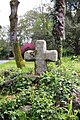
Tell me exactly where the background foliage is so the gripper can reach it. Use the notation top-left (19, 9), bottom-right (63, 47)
top-left (0, 1), bottom-right (80, 59)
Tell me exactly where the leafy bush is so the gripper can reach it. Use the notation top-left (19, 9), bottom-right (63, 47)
top-left (62, 48), bottom-right (74, 56)
top-left (0, 68), bottom-right (36, 94)
top-left (27, 66), bottom-right (79, 120)
top-left (0, 64), bottom-right (80, 120)
top-left (0, 88), bottom-right (32, 120)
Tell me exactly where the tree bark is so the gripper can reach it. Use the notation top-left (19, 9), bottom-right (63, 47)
top-left (9, 0), bottom-right (25, 68)
top-left (52, 0), bottom-right (65, 63)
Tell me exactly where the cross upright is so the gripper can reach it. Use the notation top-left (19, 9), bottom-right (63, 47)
top-left (24, 40), bottom-right (58, 75)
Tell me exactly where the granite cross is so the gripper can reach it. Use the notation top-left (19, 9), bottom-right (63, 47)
top-left (24, 40), bottom-right (58, 75)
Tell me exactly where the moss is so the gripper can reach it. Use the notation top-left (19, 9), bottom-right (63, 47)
top-left (14, 40), bottom-right (25, 68)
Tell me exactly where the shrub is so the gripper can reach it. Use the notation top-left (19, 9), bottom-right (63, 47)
top-left (0, 64), bottom-right (79, 119)
top-left (26, 65), bottom-right (79, 119)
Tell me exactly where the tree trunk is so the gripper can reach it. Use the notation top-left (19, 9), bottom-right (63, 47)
top-left (9, 0), bottom-right (25, 68)
top-left (52, 0), bottom-right (65, 63)
top-left (74, 40), bottom-right (79, 56)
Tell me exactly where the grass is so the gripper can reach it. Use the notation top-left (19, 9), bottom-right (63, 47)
top-left (0, 60), bottom-right (34, 73)
top-left (48, 56), bottom-right (80, 72)
top-left (62, 56), bottom-right (80, 72)
top-left (0, 60), bottom-right (16, 70)
top-left (0, 57), bottom-right (80, 73)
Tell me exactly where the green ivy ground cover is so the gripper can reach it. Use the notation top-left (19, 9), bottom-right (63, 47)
top-left (0, 57), bottom-right (80, 120)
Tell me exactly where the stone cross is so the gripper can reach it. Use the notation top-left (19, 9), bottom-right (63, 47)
top-left (24, 40), bottom-right (58, 75)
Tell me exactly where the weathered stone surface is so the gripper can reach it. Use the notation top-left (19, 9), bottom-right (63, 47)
top-left (24, 40), bottom-right (58, 75)
top-left (24, 50), bottom-right (35, 60)
top-left (45, 50), bottom-right (58, 61)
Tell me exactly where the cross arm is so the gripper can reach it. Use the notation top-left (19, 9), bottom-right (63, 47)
top-left (24, 50), bottom-right (35, 61)
top-left (45, 50), bottom-right (58, 61)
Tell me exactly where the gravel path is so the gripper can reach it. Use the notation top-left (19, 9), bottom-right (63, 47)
top-left (0, 60), bottom-right (9, 64)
